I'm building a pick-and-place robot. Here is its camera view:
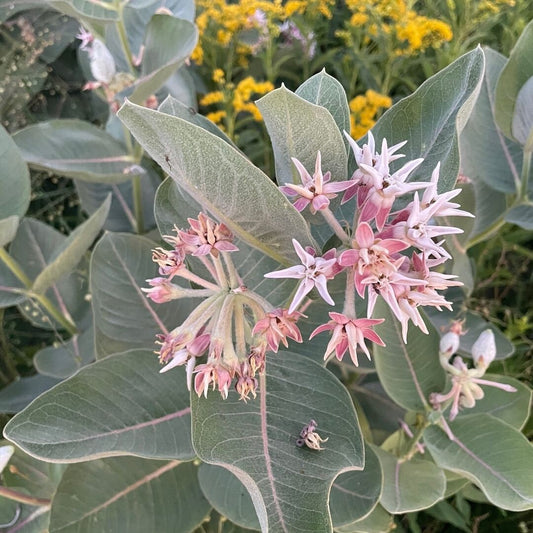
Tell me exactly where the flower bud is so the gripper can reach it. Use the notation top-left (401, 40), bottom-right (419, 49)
top-left (471, 329), bottom-right (496, 369)
top-left (89, 39), bottom-right (116, 84)
top-left (439, 331), bottom-right (460, 356)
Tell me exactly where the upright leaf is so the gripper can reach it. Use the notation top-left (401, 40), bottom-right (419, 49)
top-left (0, 215), bottom-right (19, 248)
top-left (0, 125), bottom-right (30, 219)
top-left (13, 120), bottom-right (139, 183)
top-left (372, 300), bottom-right (446, 411)
top-left (256, 86), bottom-right (348, 188)
top-left (495, 20), bottom-right (533, 142)
top-left (370, 47), bottom-right (485, 193)
top-left (90, 232), bottom-right (196, 358)
top-left (118, 101), bottom-right (314, 264)
top-left (49, 459), bottom-right (210, 533)
top-left (4, 349), bottom-right (195, 462)
top-left (192, 351), bottom-right (364, 533)
top-left (424, 414), bottom-right (533, 511)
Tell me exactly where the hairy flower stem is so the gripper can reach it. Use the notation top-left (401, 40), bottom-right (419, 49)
top-left (212, 254), bottom-right (229, 288)
top-left (222, 252), bottom-right (241, 289)
top-left (343, 268), bottom-right (357, 318)
top-left (0, 486), bottom-right (50, 507)
top-left (132, 175), bottom-right (144, 234)
top-left (233, 300), bottom-right (247, 357)
top-left (320, 207), bottom-right (351, 244)
top-left (177, 269), bottom-right (220, 292)
top-left (0, 249), bottom-right (77, 335)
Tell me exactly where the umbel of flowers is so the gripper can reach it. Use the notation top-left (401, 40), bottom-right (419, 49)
top-left (146, 130), bottom-right (482, 401)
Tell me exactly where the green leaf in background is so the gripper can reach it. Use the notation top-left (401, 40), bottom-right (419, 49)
top-left (505, 204), bottom-right (533, 230)
top-left (32, 196), bottom-right (110, 294)
top-left (128, 15), bottom-right (198, 104)
top-left (424, 500), bottom-right (470, 533)
top-left (370, 47), bottom-right (485, 193)
top-left (192, 351), bottom-right (364, 533)
top-left (90, 232), bottom-right (196, 358)
top-left (13, 120), bottom-right (139, 183)
top-left (0, 215), bottom-right (19, 248)
top-left (460, 48), bottom-right (522, 194)
top-left (256, 85), bottom-right (348, 188)
top-left (0, 124), bottom-right (30, 219)
top-left (330, 445), bottom-right (382, 527)
top-left (198, 464), bottom-right (260, 531)
top-left (468, 179), bottom-right (507, 245)
top-left (118, 101), bottom-right (315, 264)
top-left (372, 446), bottom-right (446, 514)
top-left (0, 375), bottom-right (61, 414)
top-left (295, 69), bottom-right (351, 149)
top-left (424, 414), bottom-right (533, 511)
top-left (511, 76), bottom-right (533, 148)
top-left (75, 171), bottom-right (159, 232)
top-left (335, 505), bottom-right (393, 533)
top-left (49, 459), bottom-right (210, 533)
top-left (4, 349), bottom-right (195, 462)
top-left (372, 300), bottom-right (446, 412)
top-left (158, 95), bottom-right (237, 148)
top-left (34, 326), bottom-right (95, 379)
top-left (454, 375), bottom-right (531, 430)
top-left (49, 0), bottom-right (119, 21)
top-left (495, 20), bottom-right (533, 142)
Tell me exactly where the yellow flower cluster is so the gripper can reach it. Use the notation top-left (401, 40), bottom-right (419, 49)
top-left (349, 89), bottom-right (392, 139)
top-left (477, 0), bottom-right (516, 18)
top-left (199, 76), bottom-right (274, 127)
top-left (342, 0), bottom-right (452, 54)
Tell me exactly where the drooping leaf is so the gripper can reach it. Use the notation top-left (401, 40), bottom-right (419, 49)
top-left (256, 85), bottom-right (348, 188)
top-left (370, 47), bottom-right (485, 193)
top-left (424, 414), bottom-right (533, 511)
top-left (0, 125), bottom-right (30, 219)
top-left (372, 446), bottom-right (446, 514)
top-left (460, 47), bottom-right (522, 194)
top-left (192, 351), bottom-right (364, 533)
top-left (0, 215), bottom-right (19, 248)
top-left (198, 464), bottom-right (260, 531)
top-left (12, 120), bottom-right (139, 183)
top-left (0, 375), bottom-right (62, 414)
top-left (34, 326), bottom-right (95, 379)
top-left (4, 349), bottom-right (194, 462)
top-left (49, 459), bottom-right (210, 533)
top-left (295, 70), bottom-right (351, 148)
top-left (90, 232), bottom-right (196, 358)
top-left (372, 300), bottom-right (446, 412)
top-left (127, 15), bottom-right (198, 104)
top-left (505, 204), bottom-right (533, 230)
top-left (330, 445), bottom-right (382, 527)
top-left (118, 101), bottom-right (315, 264)
top-left (495, 20), bottom-right (533, 141)
top-left (335, 505), bottom-right (393, 533)
top-left (32, 196), bottom-right (110, 294)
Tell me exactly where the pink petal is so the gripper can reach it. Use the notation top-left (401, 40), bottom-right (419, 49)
top-left (355, 222), bottom-right (375, 248)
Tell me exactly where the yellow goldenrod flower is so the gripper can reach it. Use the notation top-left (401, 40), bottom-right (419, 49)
top-left (206, 110), bottom-right (227, 125)
top-left (212, 69), bottom-right (225, 84)
top-left (349, 90), bottom-right (392, 139)
top-left (200, 91), bottom-right (226, 106)
top-left (233, 77), bottom-right (274, 121)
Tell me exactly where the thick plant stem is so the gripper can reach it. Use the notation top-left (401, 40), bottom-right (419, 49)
top-left (320, 207), bottom-right (351, 244)
top-left (132, 175), bottom-right (145, 234)
top-left (0, 249), bottom-right (77, 335)
top-left (115, 4), bottom-right (135, 74)
top-left (0, 486), bottom-right (50, 507)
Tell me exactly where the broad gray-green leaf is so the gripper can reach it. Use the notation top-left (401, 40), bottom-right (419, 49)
top-left (256, 85), bottom-right (348, 189)
top-left (512, 76), bottom-right (533, 148)
top-left (335, 505), bottom-right (393, 533)
top-left (424, 414), bottom-right (533, 511)
top-left (371, 47), bottom-right (485, 193)
top-left (198, 464), bottom-right (260, 531)
top-left (32, 196), bottom-right (110, 294)
top-left (505, 204), bottom-right (533, 230)
top-left (118, 101), bottom-right (314, 264)
top-left (372, 446), bottom-right (446, 514)
top-left (295, 70), bottom-right (351, 145)
top-left (75, 170), bottom-right (159, 232)
top-left (128, 15), bottom-right (198, 104)
top-left (469, 178), bottom-right (507, 243)
top-left (0, 215), bottom-right (19, 247)
top-left (49, 459), bottom-right (210, 533)
top-left (460, 48), bottom-right (522, 193)
top-left (372, 300), bottom-right (446, 411)
top-left (0, 125), bottom-right (30, 218)
top-left (49, 0), bottom-right (119, 21)
top-left (13, 120), bottom-right (139, 183)
top-left (90, 232), bottom-right (196, 358)
top-left (192, 351), bottom-right (364, 533)
top-left (34, 327), bottom-right (95, 379)
top-left (4, 349), bottom-right (194, 462)
top-left (455, 374), bottom-right (531, 430)
top-left (0, 375), bottom-right (61, 414)
top-left (330, 445), bottom-right (382, 527)
top-left (8, 218), bottom-right (89, 329)
top-left (495, 20), bottom-right (533, 141)
top-left (159, 95), bottom-right (236, 148)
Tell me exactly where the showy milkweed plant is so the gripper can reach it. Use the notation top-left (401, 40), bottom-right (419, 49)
top-left (1, 8), bottom-right (532, 532)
